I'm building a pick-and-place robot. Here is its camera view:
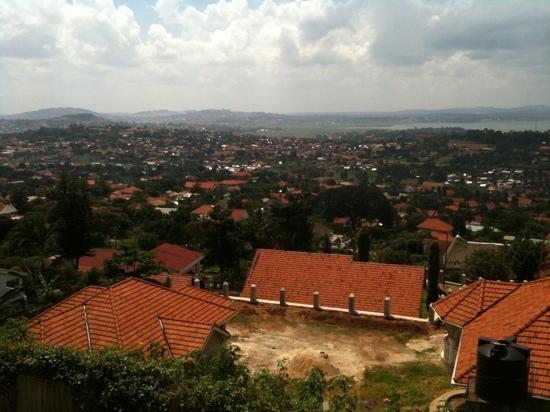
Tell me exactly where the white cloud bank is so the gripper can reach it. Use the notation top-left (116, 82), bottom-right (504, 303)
top-left (0, 0), bottom-right (549, 113)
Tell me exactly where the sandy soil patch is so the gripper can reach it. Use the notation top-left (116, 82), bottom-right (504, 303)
top-left (228, 308), bottom-right (443, 379)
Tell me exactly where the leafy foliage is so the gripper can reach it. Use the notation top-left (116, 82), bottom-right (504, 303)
top-left (103, 247), bottom-right (165, 280)
top-left (317, 184), bottom-right (395, 227)
top-left (356, 230), bottom-right (370, 262)
top-left (0, 326), bottom-right (357, 412)
top-left (427, 242), bottom-right (440, 308)
top-left (49, 173), bottom-right (93, 268)
top-left (464, 249), bottom-right (513, 280)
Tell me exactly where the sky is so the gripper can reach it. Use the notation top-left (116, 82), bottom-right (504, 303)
top-left (1, 0), bottom-right (549, 114)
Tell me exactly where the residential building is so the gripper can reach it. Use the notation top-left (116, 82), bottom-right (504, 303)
top-left (152, 243), bottom-right (204, 274)
top-left (430, 278), bottom-right (550, 401)
top-left (28, 278), bottom-right (236, 357)
top-left (241, 249), bottom-right (425, 318)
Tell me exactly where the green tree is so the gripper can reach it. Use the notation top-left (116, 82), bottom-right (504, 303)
top-left (508, 239), bottom-right (544, 281)
top-left (451, 213), bottom-right (467, 236)
top-left (271, 201), bottom-right (314, 251)
top-left (50, 173), bottom-right (93, 269)
top-left (104, 247), bottom-right (165, 279)
top-left (356, 230), bottom-right (370, 262)
top-left (317, 184), bottom-right (395, 227)
top-left (464, 249), bottom-right (513, 280)
top-left (322, 235), bottom-right (332, 253)
top-left (8, 212), bottom-right (58, 261)
top-left (427, 242), bottom-right (440, 308)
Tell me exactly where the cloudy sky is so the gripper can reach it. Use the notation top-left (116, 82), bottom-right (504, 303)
top-left (1, 0), bottom-right (549, 114)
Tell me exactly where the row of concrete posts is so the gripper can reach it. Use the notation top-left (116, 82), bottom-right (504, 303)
top-left (242, 283), bottom-right (393, 319)
top-left (187, 279), bottom-right (394, 319)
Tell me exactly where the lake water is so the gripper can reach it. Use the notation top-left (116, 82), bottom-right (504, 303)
top-left (361, 120), bottom-right (550, 132)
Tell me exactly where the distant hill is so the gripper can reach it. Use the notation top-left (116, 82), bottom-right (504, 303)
top-left (1, 105), bottom-right (549, 134)
top-left (0, 112), bottom-right (110, 134)
top-left (0, 107), bottom-right (95, 120)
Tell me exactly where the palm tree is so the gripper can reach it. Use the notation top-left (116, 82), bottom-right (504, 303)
top-left (8, 211), bottom-right (58, 270)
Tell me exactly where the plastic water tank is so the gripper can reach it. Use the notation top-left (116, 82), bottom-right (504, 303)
top-left (475, 336), bottom-right (530, 405)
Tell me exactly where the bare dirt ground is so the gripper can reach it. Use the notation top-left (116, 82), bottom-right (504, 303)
top-left (227, 302), bottom-right (445, 379)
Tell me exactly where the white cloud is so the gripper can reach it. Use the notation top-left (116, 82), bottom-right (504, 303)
top-left (0, 0), bottom-right (549, 113)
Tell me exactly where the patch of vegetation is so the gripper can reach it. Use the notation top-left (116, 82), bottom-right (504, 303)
top-left (360, 361), bottom-right (454, 411)
top-left (0, 321), bottom-right (357, 412)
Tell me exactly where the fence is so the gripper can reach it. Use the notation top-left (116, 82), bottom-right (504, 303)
top-left (0, 375), bottom-right (73, 412)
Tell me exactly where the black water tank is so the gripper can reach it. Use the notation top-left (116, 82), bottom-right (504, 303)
top-left (475, 336), bottom-right (530, 405)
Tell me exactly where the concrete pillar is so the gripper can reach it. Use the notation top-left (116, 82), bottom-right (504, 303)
top-left (165, 275), bottom-right (173, 288)
top-left (313, 291), bottom-right (320, 310)
top-left (384, 297), bottom-right (391, 319)
top-left (279, 288), bottom-right (286, 306)
top-left (222, 281), bottom-right (229, 298)
top-left (250, 284), bottom-right (257, 304)
top-left (193, 278), bottom-right (201, 288)
top-left (348, 293), bottom-right (356, 315)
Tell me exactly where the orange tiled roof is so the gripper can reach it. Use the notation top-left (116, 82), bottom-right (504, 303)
top-left (176, 285), bottom-right (232, 307)
top-left (241, 249), bottom-right (425, 318)
top-left (149, 274), bottom-right (231, 306)
top-left (146, 196), bottom-right (168, 207)
top-left (432, 279), bottom-right (519, 326)
top-left (518, 196), bottom-right (532, 207)
top-left (150, 273), bottom-right (193, 289)
top-left (450, 278), bottom-right (550, 398)
top-left (417, 218), bottom-right (453, 233)
top-left (333, 217), bottom-right (351, 225)
top-left (198, 181), bottom-right (218, 190)
top-left (219, 179), bottom-right (246, 186)
top-left (430, 231), bottom-right (454, 242)
top-left (420, 181), bottom-right (444, 191)
top-left (28, 278), bottom-right (236, 357)
top-left (79, 249), bottom-right (118, 272)
top-left (152, 243), bottom-right (203, 273)
top-left (230, 208), bottom-right (249, 222)
top-left (191, 204), bottom-right (214, 216)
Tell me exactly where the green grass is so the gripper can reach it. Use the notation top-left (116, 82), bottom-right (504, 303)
top-left (229, 312), bottom-right (256, 327)
top-left (420, 290), bottom-right (429, 319)
top-left (359, 361), bottom-right (454, 411)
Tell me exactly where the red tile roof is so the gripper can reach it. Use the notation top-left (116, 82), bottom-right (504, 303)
top-left (432, 280), bottom-right (519, 326)
top-left (149, 274), bottom-right (230, 306)
top-left (219, 179), bottom-right (246, 186)
top-left (176, 285), bottom-right (232, 307)
top-left (333, 217), bottom-right (351, 225)
top-left (28, 278), bottom-right (236, 357)
top-left (191, 204), bottom-right (214, 216)
top-left (150, 273), bottom-right (193, 289)
top-left (230, 208), bottom-right (249, 222)
top-left (160, 318), bottom-right (226, 356)
top-left (152, 243), bottom-right (204, 273)
top-left (79, 249), bottom-right (118, 272)
top-left (198, 181), bottom-right (218, 190)
top-left (433, 278), bottom-right (550, 399)
top-left (241, 249), bottom-right (425, 318)
top-left (417, 218), bottom-right (453, 233)
top-left (146, 196), bottom-right (168, 207)
top-left (430, 231), bottom-right (454, 242)
top-left (420, 181), bottom-right (444, 191)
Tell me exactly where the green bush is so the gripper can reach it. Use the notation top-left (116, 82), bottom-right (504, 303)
top-left (0, 324), bottom-right (357, 411)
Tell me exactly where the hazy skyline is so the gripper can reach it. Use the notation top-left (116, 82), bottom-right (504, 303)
top-left (1, 0), bottom-right (549, 114)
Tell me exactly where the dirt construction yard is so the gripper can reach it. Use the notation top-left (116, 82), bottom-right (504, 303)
top-left (227, 302), bottom-right (446, 379)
